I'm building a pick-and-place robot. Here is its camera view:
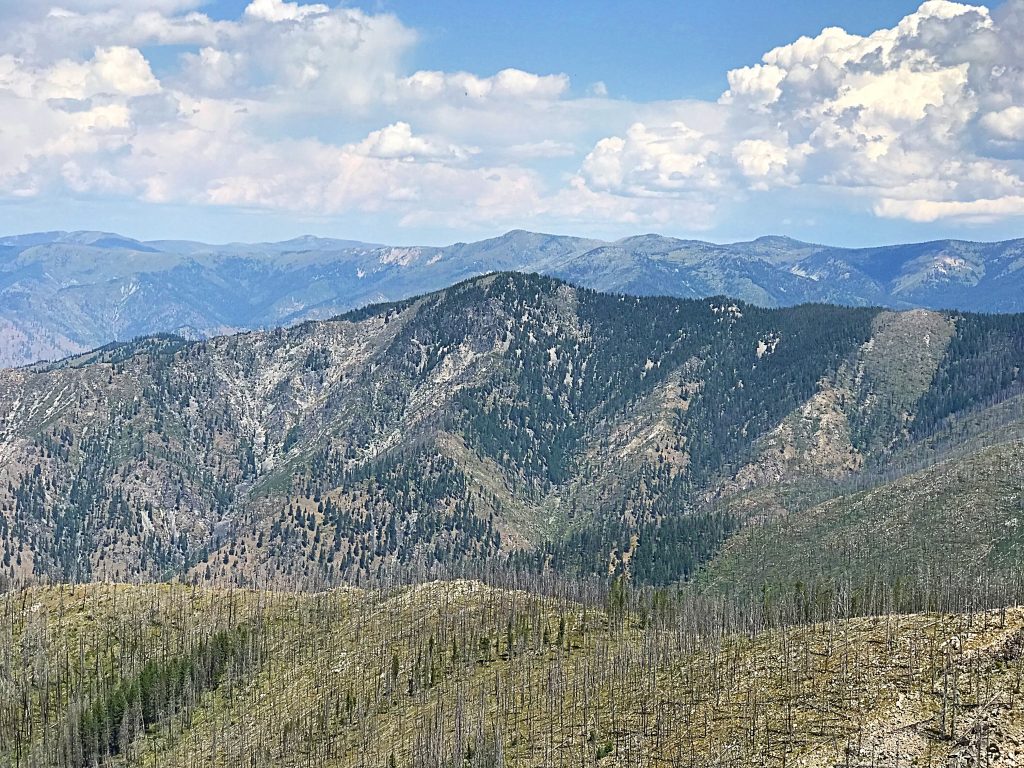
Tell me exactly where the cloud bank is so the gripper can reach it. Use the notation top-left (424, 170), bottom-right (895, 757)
top-left (0, 0), bottom-right (1022, 236)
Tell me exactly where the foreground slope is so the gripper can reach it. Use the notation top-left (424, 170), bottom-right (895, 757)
top-left (3, 581), bottom-right (1024, 767)
top-left (3, 229), bottom-right (1024, 367)
top-left (1, 273), bottom-right (1023, 588)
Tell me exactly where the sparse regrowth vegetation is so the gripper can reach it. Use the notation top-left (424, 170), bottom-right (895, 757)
top-left (5, 580), bottom-right (1024, 767)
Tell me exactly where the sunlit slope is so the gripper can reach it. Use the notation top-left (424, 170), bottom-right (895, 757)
top-left (4, 581), bottom-right (1024, 767)
top-left (704, 439), bottom-right (1024, 595)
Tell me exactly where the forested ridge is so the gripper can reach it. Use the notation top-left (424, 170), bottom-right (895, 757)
top-left (0, 273), bottom-right (1022, 594)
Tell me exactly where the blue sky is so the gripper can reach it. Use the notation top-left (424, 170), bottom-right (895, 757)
top-left (382, 0), bottom-right (931, 101)
top-left (0, 0), bottom-right (1021, 246)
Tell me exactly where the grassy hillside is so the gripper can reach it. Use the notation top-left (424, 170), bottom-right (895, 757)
top-left (4, 581), bottom-right (1024, 767)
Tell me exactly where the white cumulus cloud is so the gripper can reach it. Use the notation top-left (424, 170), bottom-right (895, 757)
top-left (576, 0), bottom-right (1024, 227)
top-left (352, 122), bottom-right (473, 160)
top-left (581, 122), bottom-right (723, 197)
top-left (0, 0), bottom-right (1023, 235)
top-left (981, 105), bottom-right (1024, 141)
top-left (0, 46), bottom-right (159, 99)
top-left (397, 68), bottom-right (569, 102)
top-left (244, 0), bottom-right (329, 23)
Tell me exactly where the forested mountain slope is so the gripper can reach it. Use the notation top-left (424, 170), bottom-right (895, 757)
top-left (1, 273), bottom-right (1022, 589)
top-left (3, 228), bottom-right (1024, 367)
top-left (704, 438), bottom-right (1024, 594)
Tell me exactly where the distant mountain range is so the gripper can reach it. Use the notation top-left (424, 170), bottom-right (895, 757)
top-left (1, 228), bottom-right (1023, 367)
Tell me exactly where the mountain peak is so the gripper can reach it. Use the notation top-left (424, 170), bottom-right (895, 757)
top-left (3, 271), bottom-right (1023, 593)
top-left (492, 228), bottom-right (562, 244)
top-left (731, 234), bottom-right (818, 249)
top-left (614, 233), bottom-right (680, 245)
top-left (4, 229), bottom-right (1024, 368)
top-left (752, 234), bottom-right (813, 245)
